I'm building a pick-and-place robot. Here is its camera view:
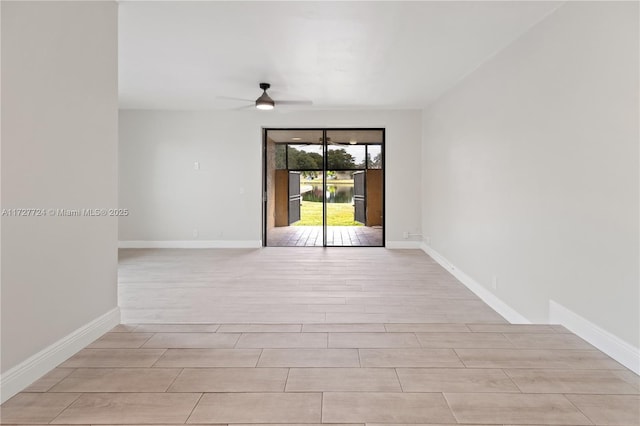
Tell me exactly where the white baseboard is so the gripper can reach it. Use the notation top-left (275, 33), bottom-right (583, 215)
top-left (119, 240), bottom-right (262, 249)
top-left (386, 240), bottom-right (423, 249)
top-left (420, 242), bottom-right (530, 324)
top-left (0, 307), bottom-right (120, 403)
top-left (549, 300), bottom-right (640, 374)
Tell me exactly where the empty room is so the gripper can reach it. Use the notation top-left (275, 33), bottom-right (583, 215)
top-left (1, 0), bottom-right (639, 424)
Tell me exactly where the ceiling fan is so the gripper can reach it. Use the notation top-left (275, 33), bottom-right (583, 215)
top-left (219, 83), bottom-right (312, 110)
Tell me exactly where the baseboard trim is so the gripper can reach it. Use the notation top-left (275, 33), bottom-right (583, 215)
top-left (549, 300), bottom-right (640, 374)
top-left (119, 240), bottom-right (262, 249)
top-left (420, 242), bottom-right (530, 324)
top-left (0, 307), bottom-right (120, 403)
top-left (386, 240), bottom-right (423, 249)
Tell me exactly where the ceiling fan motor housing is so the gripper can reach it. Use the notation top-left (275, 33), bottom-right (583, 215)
top-left (256, 83), bottom-right (275, 109)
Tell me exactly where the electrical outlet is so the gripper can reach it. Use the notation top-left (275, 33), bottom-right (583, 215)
top-left (194, 161), bottom-right (200, 170)
top-left (402, 231), bottom-right (409, 239)
top-left (491, 275), bottom-right (498, 290)
top-left (192, 229), bottom-right (199, 238)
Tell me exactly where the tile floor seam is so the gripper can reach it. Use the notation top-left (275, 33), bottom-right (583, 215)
top-left (393, 368), bottom-right (405, 392)
top-left (44, 391), bottom-right (83, 425)
top-left (284, 367), bottom-right (291, 392)
top-left (149, 348), bottom-right (169, 368)
top-left (184, 392), bottom-right (205, 424)
top-left (164, 367), bottom-right (185, 392)
top-left (33, 368), bottom-right (77, 393)
top-left (561, 393), bottom-right (597, 426)
top-left (255, 348), bottom-right (264, 367)
top-left (444, 391), bottom-right (603, 425)
top-left (451, 348), bottom-right (468, 368)
top-left (139, 331), bottom-right (156, 348)
top-left (231, 333), bottom-right (242, 348)
top-left (501, 367), bottom-right (525, 393)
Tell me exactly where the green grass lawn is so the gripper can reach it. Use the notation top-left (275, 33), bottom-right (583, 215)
top-left (294, 201), bottom-right (362, 226)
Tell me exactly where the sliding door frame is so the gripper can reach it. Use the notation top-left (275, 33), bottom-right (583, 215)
top-left (262, 127), bottom-right (385, 247)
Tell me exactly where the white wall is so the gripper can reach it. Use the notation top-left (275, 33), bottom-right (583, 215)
top-left (422, 2), bottom-right (639, 347)
top-left (1, 0), bottom-right (118, 381)
top-left (119, 109), bottom-right (422, 245)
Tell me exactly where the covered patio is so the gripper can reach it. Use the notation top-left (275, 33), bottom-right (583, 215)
top-left (267, 225), bottom-right (383, 247)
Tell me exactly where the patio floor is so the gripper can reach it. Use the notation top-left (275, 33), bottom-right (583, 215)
top-left (267, 225), bottom-right (383, 247)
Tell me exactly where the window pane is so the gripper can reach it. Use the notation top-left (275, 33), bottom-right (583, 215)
top-left (287, 144), bottom-right (323, 170)
top-left (327, 145), bottom-right (365, 170)
top-left (367, 145), bottom-right (382, 169)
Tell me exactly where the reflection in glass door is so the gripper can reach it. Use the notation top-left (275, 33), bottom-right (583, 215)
top-left (324, 130), bottom-right (384, 247)
top-left (263, 128), bottom-right (384, 247)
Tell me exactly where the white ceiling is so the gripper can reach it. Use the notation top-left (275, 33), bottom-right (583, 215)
top-left (118, 1), bottom-right (561, 110)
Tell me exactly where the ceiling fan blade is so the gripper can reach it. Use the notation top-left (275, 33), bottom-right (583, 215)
top-left (275, 100), bottom-right (313, 106)
top-left (217, 96), bottom-right (254, 102)
top-left (232, 104), bottom-right (254, 110)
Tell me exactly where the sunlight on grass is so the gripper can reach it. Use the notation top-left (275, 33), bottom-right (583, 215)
top-left (294, 201), bottom-right (362, 226)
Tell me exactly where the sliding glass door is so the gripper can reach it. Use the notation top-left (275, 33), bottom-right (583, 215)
top-left (324, 130), bottom-right (384, 246)
top-left (264, 128), bottom-right (384, 247)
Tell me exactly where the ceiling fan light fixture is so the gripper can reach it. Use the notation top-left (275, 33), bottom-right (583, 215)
top-left (256, 82), bottom-right (275, 110)
top-left (255, 94), bottom-right (274, 110)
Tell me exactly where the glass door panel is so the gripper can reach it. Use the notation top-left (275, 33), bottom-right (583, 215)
top-left (325, 130), bottom-right (384, 247)
top-left (265, 129), bottom-right (323, 247)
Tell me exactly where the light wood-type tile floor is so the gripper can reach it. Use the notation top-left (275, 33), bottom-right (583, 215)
top-left (2, 248), bottom-right (638, 424)
top-left (117, 248), bottom-right (506, 324)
